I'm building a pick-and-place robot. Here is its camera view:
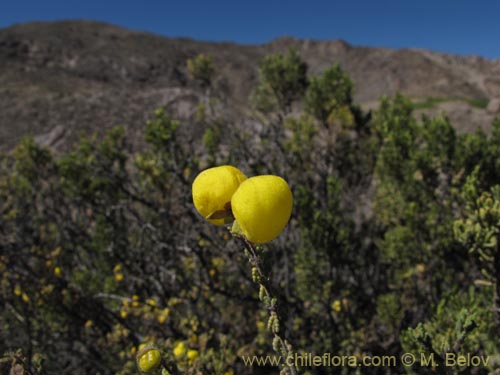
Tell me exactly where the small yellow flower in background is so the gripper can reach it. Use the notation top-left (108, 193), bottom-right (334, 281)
top-left (41, 284), bottom-right (54, 295)
top-left (209, 268), bottom-right (216, 277)
top-left (173, 341), bottom-right (186, 359)
top-left (113, 264), bottom-right (122, 273)
top-left (54, 266), bottom-right (62, 276)
top-left (157, 308), bottom-right (169, 324)
top-left (331, 300), bottom-right (342, 313)
top-left (120, 309), bottom-right (128, 319)
top-left (136, 346), bottom-right (162, 373)
top-left (231, 175), bottom-right (293, 244)
top-left (146, 298), bottom-right (157, 307)
top-left (132, 294), bottom-right (140, 308)
top-left (256, 320), bottom-right (265, 330)
top-left (224, 369), bottom-right (234, 375)
top-left (192, 165), bottom-right (247, 225)
top-left (14, 284), bottom-right (22, 296)
top-left (84, 320), bottom-right (93, 328)
top-left (187, 349), bottom-right (199, 363)
top-left (114, 273), bottom-right (124, 282)
top-left (21, 293), bottom-right (30, 303)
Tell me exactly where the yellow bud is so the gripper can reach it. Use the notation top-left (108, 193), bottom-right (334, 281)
top-left (14, 284), bottom-right (22, 296)
top-left (54, 267), bottom-right (62, 276)
top-left (146, 298), bottom-right (157, 307)
top-left (136, 347), bottom-right (162, 373)
top-left (120, 309), bottom-right (128, 319)
top-left (115, 273), bottom-right (124, 282)
top-left (231, 175), bottom-right (293, 244)
top-left (84, 320), bottom-right (93, 328)
top-left (113, 264), bottom-right (122, 273)
top-left (132, 295), bottom-right (140, 301)
top-left (331, 300), bottom-right (342, 313)
top-left (192, 166), bottom-right (247, 226)
top-left (22, 293), bottom-right (30, 303)
top-left (173, 342), bottom-right (186, 359)
top-left (187, 349), bottom-right (198, 362)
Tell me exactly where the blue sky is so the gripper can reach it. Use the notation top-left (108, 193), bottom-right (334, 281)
top-left (2, 0), bottom-right (499, 59)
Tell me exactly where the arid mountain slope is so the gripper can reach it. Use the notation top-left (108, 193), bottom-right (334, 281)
top-left (1, 20), bottom-right (500, 151)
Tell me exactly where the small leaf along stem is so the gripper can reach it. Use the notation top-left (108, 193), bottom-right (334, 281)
top-left (236, 234), bottom-right (299, 375)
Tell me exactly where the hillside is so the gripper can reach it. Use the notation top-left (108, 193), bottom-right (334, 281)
top-left (1, 20), bottom-right (500, 151)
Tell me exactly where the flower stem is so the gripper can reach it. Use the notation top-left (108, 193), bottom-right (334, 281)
top-left (236, 235), bottom-right (299, 375)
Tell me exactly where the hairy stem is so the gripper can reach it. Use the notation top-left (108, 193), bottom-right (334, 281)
top-left (236, 235), bottom-right (299, 375)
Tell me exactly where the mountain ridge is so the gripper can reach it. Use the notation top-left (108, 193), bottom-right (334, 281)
top-left (1, 20), bottom-right (499, 151)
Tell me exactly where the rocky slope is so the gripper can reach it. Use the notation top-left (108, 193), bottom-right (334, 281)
top-left (1, 20), bottom-right (500, 151)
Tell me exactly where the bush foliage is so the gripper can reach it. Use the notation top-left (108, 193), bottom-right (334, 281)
top-left (1, 49), bottom-right (500, 375)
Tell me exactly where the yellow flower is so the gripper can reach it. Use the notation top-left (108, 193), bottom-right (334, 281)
top-left (84, 320), bottom-right (93, 328)
top-left (54, 266), bottom-right (62, 276)
top-left (331, 300), bottom-right (342, 313)
top-left (136, 347), bottom-right (162, 373)
top-left (157, 308), bottom-right (169, 324)
top-left (113, 264), bottom-right (122, 273)
top-left (115, 273), bottom-right (124, 282)
top-left (22, 293), bottom-right (30, 303)
top-left (120, 309), bottom-right (128, 319)
top-left (192, 166), bottom-right (247, 225)
top-left (187, 349), bottom-right (198, 363)
top-left (173, 341), bottom-right (186, 359)
top-left (14, 284), bottom-right (22, 296)
top-left (231, 175), bottom-right (293, 244)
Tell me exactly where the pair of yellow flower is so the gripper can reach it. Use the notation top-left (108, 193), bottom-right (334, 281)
top-left (192, 166), bottom-right (293, 244)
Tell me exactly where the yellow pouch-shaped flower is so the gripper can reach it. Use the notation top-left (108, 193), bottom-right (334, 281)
top-left (136, 347), bottom-right (161, 373)
top-left (192, 166), bottom-right (247, 225)
top-left (231, 175), bottom-right (293, 244)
